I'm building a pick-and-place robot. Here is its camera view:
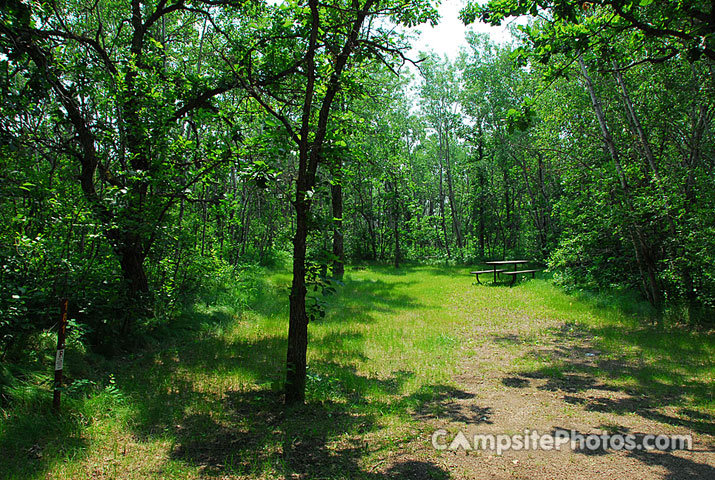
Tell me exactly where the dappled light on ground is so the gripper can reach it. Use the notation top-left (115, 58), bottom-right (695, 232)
top-left (1, 266), bottom-right (713, 479)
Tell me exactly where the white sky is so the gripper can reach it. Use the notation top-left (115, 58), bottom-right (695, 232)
top-left (407, 0), bottom-right (514, 61)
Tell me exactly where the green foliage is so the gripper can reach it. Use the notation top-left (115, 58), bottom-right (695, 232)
top-left (463, 0), bottom-right (715, 62)
top-left (0, 0), bottom-right (713, 431)
top-left (455, 0), bottom-right (715, 322)
top-left (2, 266), bottom-right (713, 478)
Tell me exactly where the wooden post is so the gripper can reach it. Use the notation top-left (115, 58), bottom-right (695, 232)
top-left (53, 299), bottom-right (68, 412)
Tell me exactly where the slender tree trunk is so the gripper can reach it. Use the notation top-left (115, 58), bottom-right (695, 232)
top-left (536, 153), bottom-right (550, 258)
top-left (680, 94), bottom-right (711, 319)
top-left (476, 131), bottom-right (486, 257)
top-left (394, 219), bottom-right (401, 268)
top-left (579, 56), bottom-right (622, 171)
top-left (200, 188), bottom-right (208, 256)
top-left (368, 217), bottom-right (378, 260)
top-left (503, 168), bottom-right (512, 254)
top-left (285, 0), bottom-right (320, 405)
top-left (516, 153), bottom-right (545, 255)
top-left (172, 196), bottom-right (185, 286)
top-left (359, 186), bottom-right (378, 260)
top-left (392, 179), bottom-right (401, 268)
top-left (437, 128), bottom-right (451, 259)
top-left (443, 127), bottom-right (463, 251)
top-left (286, 199), bottom-right (309, 404)
top-left (613, 64), bottom-right (658, 177)
top-left (478, 200), bottom-right (485, 257)
top-left (579, 54), bottom-right (660, 306)
top-left (331, 178), bottom-right (344, 278)
top-left (613, 62), bottom-right (676, 236)
top-left (284, 0), bottom-right (376, 405)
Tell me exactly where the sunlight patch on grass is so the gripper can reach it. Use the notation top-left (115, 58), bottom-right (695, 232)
top-left (3, 265), bottom-right (714, 478)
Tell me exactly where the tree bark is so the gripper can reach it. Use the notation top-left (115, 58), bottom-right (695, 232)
top-left (613, 62), bottom-right (676, 236)
top-left (284, 0), bottom-right (376, 405)
top-left (579, 54), bottom-right (661, 306)
top-left (437, 125), bottom-right (451, 259)
top-left (476, 129), bottom-right (486, 257)
top-left (331, 178), bottom-right (344, 278)
top-left (285, 200), bottom-right (309, 404)
top-left (443, 126), bottom-right (464, 250)
top-left (503, 167), bottom-right (513, 254)
top-left (392, 178), bottom-right (401, 268)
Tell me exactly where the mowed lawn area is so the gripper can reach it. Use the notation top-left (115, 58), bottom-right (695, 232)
top-left (2, 266), bottom-right (714, 479)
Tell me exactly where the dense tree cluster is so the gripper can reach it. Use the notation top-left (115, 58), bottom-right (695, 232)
top-left (1, 0), bottom-right (713, 403)
top-left (461, 0), bottom-right (715, 315)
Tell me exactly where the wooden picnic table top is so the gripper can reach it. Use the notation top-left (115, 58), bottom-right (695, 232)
top-left (484, 260), bottom-right (530, 265)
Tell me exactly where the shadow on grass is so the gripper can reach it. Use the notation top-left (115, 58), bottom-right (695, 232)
top-left (332, 277), bottom-right (429, 318)
top-left (545, 426), bottom-right (715, 480)
top-left (0, 264), bottom-right (470, 478)
top-left (0, 399), bottom-right (89, 479)
top-left (169, 386), bottom-right (449, 479)
top-left (499, 321), bottom-right (715, 437)
top-left (136, 363), bottom-right (460, 478)
top-left (0, 286), bottom-right (270, 477)
top-left (111, 271), bottom-right (451, 478)
top-left (626, 445), bottom-right (715, 480)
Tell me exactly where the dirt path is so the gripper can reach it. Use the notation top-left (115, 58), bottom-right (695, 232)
top-left (384, 317), bottom-right (715, 479)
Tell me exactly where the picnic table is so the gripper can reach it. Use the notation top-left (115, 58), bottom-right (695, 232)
top-left (470, 260), bottom-right (539, 285)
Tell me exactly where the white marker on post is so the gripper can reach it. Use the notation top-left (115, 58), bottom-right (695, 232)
top-left (55, 348), bottom-right (65, 371)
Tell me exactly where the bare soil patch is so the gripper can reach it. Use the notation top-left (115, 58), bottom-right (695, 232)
top-left (381, 318), bottom-right (715, 479)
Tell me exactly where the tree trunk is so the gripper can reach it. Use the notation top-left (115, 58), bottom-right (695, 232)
top-left (443, 127), bottom-right (464, 251)
top-left (503, 167), bottom-right (512, 254)
top-left (281, 0), bottom-right (375, 405)
top-left (476, 131), bottom-right (486, 257)
top-left (285, 201), bottom-right (309, 405)
top-left (119, 243), bottom-right (149, 296)
top-left (613, 62), bottom-right (676, 236)
top-left (393, 179), bottom-right (401, 268)
top-left (579, 54), bottom-right (661, 306)
top-left (117, 236), bottom-right (149, 331)
top-left (536, 153), bottom-right (550, 258)
top-left (437, 130), bottom-right (451, 259)
top-left (331, 179), bottom-right (344, 278)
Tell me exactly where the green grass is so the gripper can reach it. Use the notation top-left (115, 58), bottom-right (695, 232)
top-left (1, 265), bottom-right (713, 479)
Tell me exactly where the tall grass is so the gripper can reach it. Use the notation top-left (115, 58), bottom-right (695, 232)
top-left (1, 265), bottom-right (713, 478)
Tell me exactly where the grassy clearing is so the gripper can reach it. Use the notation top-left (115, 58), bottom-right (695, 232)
top-left (1, 265), bottom-right (713, 479)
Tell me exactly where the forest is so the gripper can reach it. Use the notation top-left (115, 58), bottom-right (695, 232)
top-left (1, 0), bottom-right (714, 478)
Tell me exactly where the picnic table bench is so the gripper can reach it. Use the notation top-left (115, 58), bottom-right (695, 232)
top-left (470, 260), bottom-right (541, 285)
top-left (470, 269), bottom-right (505, 284)
top-left (500, 269), bottom-right (540, 286)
